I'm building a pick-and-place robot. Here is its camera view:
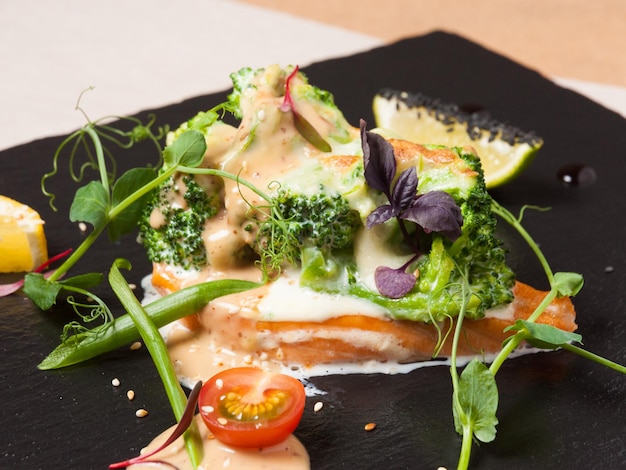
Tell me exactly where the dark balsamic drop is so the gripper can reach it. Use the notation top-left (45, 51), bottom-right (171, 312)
top-left (557, 163), bottom-right (597, 187)
top-left (458, 103), bottom-right (486, 114)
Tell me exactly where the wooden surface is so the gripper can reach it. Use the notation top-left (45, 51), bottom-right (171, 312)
top-left (239, 0), bottom-right (626, 88)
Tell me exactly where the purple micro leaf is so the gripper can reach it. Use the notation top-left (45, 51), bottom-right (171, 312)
top-left (391, 166), bottom-right (418, 212)
top-left (280, 66), bottom-right (331, 152)
top-left (109, 381), bottom-right (202, 469)
top-left (374, 265), bottom-right (417, 299)
top-left (401, 191), bottom-right (463, 241)
top-left (0, 248), bottom-right (73, 298)
top-left (360, 120), bottom-right (396, 198)
top-left (366, 204), bottom-right (395, 229)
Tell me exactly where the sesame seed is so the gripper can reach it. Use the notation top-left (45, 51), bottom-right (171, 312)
top-left (135, 409), bottom-right (149, 418)
top-left (111, 378), bottom-right (121, 387)
top-left (78, 222), bottom-right (87, 232)
top-left (201, 405), bottom-right (215, 413)
top-left (126, 390), bottom-right (135, 401)
top-left (243, 354), bottom-right (253, 364)
top-left (217, 417), bottom-right (228, 425)
top-left (364, 422), bottom-right (376, 431)
top-left (605, 266), bottom-right (615, 274)
top-left (128, 283), bottom-right (137, 290)
top-left (313, 401), bottom-right (324, 413)
top-left (130, 341), bottom-right (142, 351)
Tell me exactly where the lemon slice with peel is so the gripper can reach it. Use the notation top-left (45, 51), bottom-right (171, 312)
top-left (373, 89), bottom-right (543, 188)
top-left (0, 195), bottom-right (48, 273)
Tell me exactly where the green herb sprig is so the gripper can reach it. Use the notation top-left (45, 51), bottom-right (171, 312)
top-left (450, 202), bottom-right (625, 470)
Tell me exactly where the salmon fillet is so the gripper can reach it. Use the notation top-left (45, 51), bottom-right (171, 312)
top-left (152, 263), bottom-right (576, 366)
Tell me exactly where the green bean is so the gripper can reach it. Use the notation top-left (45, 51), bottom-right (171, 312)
top-left (38, 278), bottom-right (259, 370)
top-left (109, 259), bottom-right (204, 469)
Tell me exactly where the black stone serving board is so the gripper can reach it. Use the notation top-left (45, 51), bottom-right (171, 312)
top-left (1, 31), bottom-right (625, 469)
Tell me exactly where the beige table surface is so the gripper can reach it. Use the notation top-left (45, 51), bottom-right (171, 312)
top-left (1, 0), bottom-right (623, 152)
top-left (241, 0), bottom-right (626, 88)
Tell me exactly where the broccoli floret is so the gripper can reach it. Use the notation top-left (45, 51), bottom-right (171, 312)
top-left (227, 67), bottom-right (256, 119)
top-left (445, 153), bottom-right (516, 310)
top-left (299, 146), bottom-right (515, 323)
top-left (256, 188), bottom-right (363, 272)
top-left (380, 148), bottom-right (514, 321)
top-left (138, 174), bottom-right (220, 270)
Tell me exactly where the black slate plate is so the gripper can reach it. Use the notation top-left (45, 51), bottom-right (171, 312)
top-left (1, 31), bottom-right (625, 470)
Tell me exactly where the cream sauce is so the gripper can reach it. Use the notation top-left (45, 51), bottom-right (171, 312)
top-left (128, 415), bottom-right (309, 470)
top-left (134, 65), bottom-right (533, 470)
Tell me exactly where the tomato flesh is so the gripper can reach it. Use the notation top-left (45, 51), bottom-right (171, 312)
top-left (198, 367), bottom-right (306, 448)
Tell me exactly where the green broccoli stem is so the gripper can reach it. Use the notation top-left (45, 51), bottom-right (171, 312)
top-left (109, 259), bottom-right (203, 469)
top-left (38, 278), bottom-right (260, 370)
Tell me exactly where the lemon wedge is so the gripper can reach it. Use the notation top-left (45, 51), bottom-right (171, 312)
top-left (373, 89), bottom-right (543, 188)
top-left (0, 195), bottom-right (48, 273)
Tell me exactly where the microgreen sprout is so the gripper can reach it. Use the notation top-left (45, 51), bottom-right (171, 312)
top-left (449, 201), bottom-right (625, 470)
top-left (360, 120), bottom-right (463, 297)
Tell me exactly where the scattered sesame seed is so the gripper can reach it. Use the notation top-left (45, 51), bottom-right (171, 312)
top-left (364, 422), bottom-right (377, 431)
top-left (135, 409), bottom-right (149, 418)
top-left (243, 354), bottom-right (253, 364)
top-left (130, 341), bottom-right (142, 351)
top-left (207, 434), bottom-right (216, 440)
top-left (605, 266), bottom-right (615, 274)
top-left (313, 401), bottom-right (324, 413)
top-left (78, 222), bottom-right (87, 232)
top-left (217, 417), bottom-right (228, 425)
top-left (275, 348), bottom-right (284, 360)
top-left (128, 283), bottom-right (137, 290)
top-left (127, 390), bottom-right (135, 401)
top-left (259, 352), bottom-right (269, 361)
top-left (111, 378), bottom-right (121, 387)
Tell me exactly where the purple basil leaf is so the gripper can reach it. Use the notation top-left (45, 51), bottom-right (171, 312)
top-left (374, 265), bottom-right (417, 299)
top-left (401, 191), bottom-right (463, 241)
top-left (360, 120), bottom-right (395, 198)
top-left (391, 166), bottom-right (418, 211)
top-left (366, 204), bottom-right (395, 229)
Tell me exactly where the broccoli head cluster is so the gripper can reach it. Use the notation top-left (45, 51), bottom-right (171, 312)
top-left (138, 174), bottom-right (220, 270)
top-left (256, 188), bottom-right (363, 270)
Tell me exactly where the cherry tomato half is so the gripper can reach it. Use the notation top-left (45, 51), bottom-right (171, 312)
top-left (198, 367), bottom-right (306, 448)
